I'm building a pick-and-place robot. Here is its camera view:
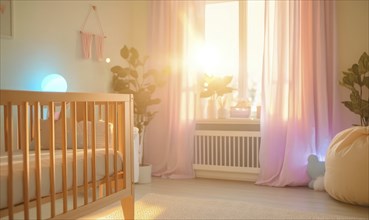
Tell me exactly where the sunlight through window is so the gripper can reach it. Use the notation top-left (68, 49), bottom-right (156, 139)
top-left (200, 0), bottom-right (265, 119)
top-left (205, 1), bottom-right (239, 78)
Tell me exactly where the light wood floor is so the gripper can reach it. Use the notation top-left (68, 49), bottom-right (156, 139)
top-left (84, 177), bottom-right (369, 219)
top-left (135, 177), bottom-right (368, 218)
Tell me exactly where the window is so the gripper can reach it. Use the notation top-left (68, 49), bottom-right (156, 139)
top-left (199, 0), bottom-right (265, 118)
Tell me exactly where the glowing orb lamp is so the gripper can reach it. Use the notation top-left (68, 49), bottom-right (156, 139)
top-left (41, 74), bottom-right (68, 92)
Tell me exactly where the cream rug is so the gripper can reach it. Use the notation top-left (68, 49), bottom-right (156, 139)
top-left (97, 193), bottom-right (362, 220)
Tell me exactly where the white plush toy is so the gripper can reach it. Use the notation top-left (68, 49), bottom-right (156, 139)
top-left (307, 154), bottom-right (325, 191)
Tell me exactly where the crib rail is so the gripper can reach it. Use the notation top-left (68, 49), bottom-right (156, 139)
top-left (0, 90), bottom-right (134, 219)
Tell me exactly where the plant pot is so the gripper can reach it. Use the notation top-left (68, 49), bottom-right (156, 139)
top-left (138, 164), bottom-right (152, 184)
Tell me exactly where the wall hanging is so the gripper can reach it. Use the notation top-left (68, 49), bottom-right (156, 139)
top-left (80, 5), bottom-right (106, 61)
top-left (0, 0), bottom-right (13, 38)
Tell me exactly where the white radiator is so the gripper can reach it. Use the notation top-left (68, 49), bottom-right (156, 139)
top-left (193, 130), bottom-right (261, 182)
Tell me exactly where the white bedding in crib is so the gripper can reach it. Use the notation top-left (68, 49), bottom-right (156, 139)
top-left (0, 148), bottom-right (123, 209)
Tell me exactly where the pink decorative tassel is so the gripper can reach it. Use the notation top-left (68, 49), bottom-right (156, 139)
top-left (95, 35), bottom-right (104, 61)
top-left (80, 31), bottom-right (93, 59)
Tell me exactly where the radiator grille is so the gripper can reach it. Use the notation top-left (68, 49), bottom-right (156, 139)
top-left (194, 131), bottom-right (261, 169)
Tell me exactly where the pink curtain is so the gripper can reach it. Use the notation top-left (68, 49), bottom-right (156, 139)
top-left (144, 1), bottom-right (205, 178)
top-left (256, 1), bottom-right (343, 186)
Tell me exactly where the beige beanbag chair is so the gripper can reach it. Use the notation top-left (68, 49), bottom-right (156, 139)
top-left (325, 126), bottom-right (369, 206)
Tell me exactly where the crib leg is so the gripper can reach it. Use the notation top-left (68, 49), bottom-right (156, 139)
top-left (121, 195), bottom-right (134, 220)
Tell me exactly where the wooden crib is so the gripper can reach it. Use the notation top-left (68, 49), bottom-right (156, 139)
top-left (0, 90), bottom-right (134, 219)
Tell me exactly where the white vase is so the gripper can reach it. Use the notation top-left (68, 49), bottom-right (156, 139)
top-left (207, 99), bottom-right (217, 119)
top-left (217, 107), bottom-right (228, 119)
top-left (138, 164), bottom-right (152, 184)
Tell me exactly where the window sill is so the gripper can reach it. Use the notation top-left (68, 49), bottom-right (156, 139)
top-left (196, 118), bottom-right (260, 125)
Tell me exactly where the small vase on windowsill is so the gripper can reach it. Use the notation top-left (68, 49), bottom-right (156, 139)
top-left (217, 96), bottom-right (228, 119)
top-left (200, 75), bottom-right (234, 119)
top-left (207, 97), bottom-right (217, 119)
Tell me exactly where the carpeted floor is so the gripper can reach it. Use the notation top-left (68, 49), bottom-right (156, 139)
top-left (88, 193), bottom-right (363, 219)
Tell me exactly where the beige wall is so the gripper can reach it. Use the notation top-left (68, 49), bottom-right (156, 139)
top-left (337, 0), bottom-right (369, 126)
top-left (1, 0), bottom-right (367, 127)
top-left (130, 1), bottom-right (149, 55)
top-left (0, 1), bottom-right (146, 93)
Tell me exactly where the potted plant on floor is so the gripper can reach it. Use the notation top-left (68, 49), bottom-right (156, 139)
top-left (325, 51), bottom-right (369, 205)
top-left (339, 52), bottom-right (369, 126)
top-left (111, 45), bottom-right (170, 183)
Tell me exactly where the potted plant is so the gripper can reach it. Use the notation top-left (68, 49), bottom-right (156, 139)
top-left (339, 51), bottom-right (369, 126)
top-left (111, 45), bottom-right (170, 183)
top-left (199, 74), bottom-right (234, 119)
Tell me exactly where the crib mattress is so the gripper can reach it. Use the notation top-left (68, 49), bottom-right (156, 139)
top-left (0, 148), bottom-right (123, 209)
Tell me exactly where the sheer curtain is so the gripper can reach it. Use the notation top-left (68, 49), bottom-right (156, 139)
top-left (256, 1), bottom-right (342, 186)
top-left (144, 1), bottom-right (205, 178)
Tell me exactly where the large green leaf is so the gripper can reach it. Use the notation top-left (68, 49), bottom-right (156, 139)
top-left (363, 76), bottom-right (369, 89)
top-left (222, 76), bottom-right (233, 85)
top-left (358, 52), bottom-right (369, 74)
top-left (130, 47), bottom-right (139, 59)
top-left (111, 66), bottom-right (127, 76)
top-left (339, 80), bottom-right (355, 91)
top-left (120, 46), bottom-right (129, 59)
top-left (217, 87), bottom-right (234, 96)
top-left (200, 90), bottom-right (214, 98)
top-left (349, 64), bottom-right (359, 75)
top-left (350, 90), bottom-right (361, 104)
top-left (147, 85), bottom-right (156, 93)
top-left (361, 100), bottom-right (369, 117)
top-left (342, 101), bottom-right (362, 115)
top-left (113, 79), bottom-right (131, 93)
top-left (342, 71), bottom-right (360, 86)
top-left (129, 55), bottom-right (139, 68)
top-left (130, 70), bottom-right (138, 78)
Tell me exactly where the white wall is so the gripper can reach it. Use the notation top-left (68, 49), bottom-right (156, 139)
top-left (337, 0), bottom-right (369, 127)
top-left (0, 0), bottom-right (145, 93)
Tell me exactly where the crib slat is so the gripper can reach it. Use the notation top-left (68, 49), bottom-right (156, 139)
top-left (83, 102), bottom-right (89, 205)
top-left (6, 103), bottom-right (14, 219)
top-left (22, 102), bottom-right (30, 219)
top-left (71, 102), bottom-right (78, 209)
top-left (242, 137), bottom-right (245, 167)
top-left (91, 102), bottom-right (97, 202)
top-left (61, 102), bottom-right (68, 213)
top-left (17, 105), bottom-right (22, 150)
top-left (35, 102), bottom-right (42, 219)
top-left (105, 102), bottom-right (111, 196)
top-left (49, 102), bottom-right (56, 217)
top-left (30, 105), bottom-right (34, 142)
top-left (114, 102), bottom-right (118, 192)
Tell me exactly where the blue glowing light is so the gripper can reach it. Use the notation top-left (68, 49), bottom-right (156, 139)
top-left (41, 74), bottom-right (68, 92)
